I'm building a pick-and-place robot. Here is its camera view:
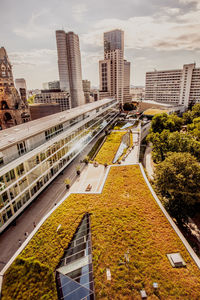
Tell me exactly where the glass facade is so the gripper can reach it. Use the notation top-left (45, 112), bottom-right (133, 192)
top-left (56, 213), bottom-right (95, 300)
top-left (0, 101), bottom-right (118, 231)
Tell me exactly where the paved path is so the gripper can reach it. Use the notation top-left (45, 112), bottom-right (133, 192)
top-left (71, 164), bottom-right (107, 193)
top-left (143, 145), bottom-right (154, 180)
top-left (121, 131), bottom-right (140, 164)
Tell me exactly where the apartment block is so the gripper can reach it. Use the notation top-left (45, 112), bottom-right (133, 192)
top-left (0, 98), bottom-right (118, 232)
top-left (145, 63), bottom-right (200, 107)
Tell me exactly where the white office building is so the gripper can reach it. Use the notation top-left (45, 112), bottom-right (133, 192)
top-left (145, 63), bottom-right (200, 107)
top-left (0, 98), bottom-right (118, 232)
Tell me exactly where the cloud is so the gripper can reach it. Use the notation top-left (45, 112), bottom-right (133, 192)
top-left (13, 10), bottom-right (52, 39)
top-left (9, 49), bottom-right (57, 67)
top-left (80, 6), bottom-right (200, 52)
top-left (72, 4), bottom-right (88, 22)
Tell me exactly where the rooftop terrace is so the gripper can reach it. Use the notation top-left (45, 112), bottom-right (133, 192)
top-left (2, 164), bottom-right (200, 299)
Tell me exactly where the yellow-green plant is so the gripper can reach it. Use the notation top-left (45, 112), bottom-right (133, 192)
top-left (2, 165), bottom-right (200, 299)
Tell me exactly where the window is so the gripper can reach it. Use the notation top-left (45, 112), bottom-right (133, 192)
top-left (17, 141), bottom-right (27, 156)
top-left (16, 163), bottom-right (24, 176)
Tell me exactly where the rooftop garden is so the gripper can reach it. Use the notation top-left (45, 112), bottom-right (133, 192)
top-left (2, 165), bottom-right (200, 299)
top-left (95, 131), bottom-right (125, 164)
top-left (143, 109), bottom-right (169, 116)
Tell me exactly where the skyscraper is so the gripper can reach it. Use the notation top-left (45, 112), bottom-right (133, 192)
top-left (123, 60), bottom-right (131, 102)
top-left (56, 30), bottom-right (85, 108)
top-left (99, 29), bottom-right (131, 104)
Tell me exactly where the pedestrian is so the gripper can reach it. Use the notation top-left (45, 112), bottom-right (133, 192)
top-left (18, 239), bottom-right (22, 246)
top-left (33, 222), bottom-right (36, 228)
top-left (24, 232), bottom-right (28, 238)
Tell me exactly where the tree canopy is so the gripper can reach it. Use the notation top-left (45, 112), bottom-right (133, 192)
top-left (154, 152), bottom-right (200, 222)
top-left (150, 113), bottom-right (183, 133)
top-left (147, 130), bottom-right (200, 163)
top-left (123, 102), bottom-right (137, 111)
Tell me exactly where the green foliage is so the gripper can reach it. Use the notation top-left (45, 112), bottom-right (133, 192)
top-left (2, 166), bottom-right (200, 299)
top-left (147, 130), bottom-right (200, 163)
top-left (187, 117), bottom-right (200, 140)
top-left (150, 113), bottom-right (183, 134)
top-left (2, 257), bottom-right (56, 300)
top-left (27, 95), bottom-right (35, 104)
top-left (154, 152), bottom-right (200, 222)
top-left (123, 102), bottom-right (136, 111)
top-left (183, 104), bottom-right (200, 125)
top-left (95, 131), bottom-right (125, 164)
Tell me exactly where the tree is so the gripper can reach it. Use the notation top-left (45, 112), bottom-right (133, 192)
top-left (191, 103), bottom-right (200, 119)
top-left (187, 117), bottom-right (200, 140)
top-left (147, 129), bottom-right (200, 163)
top-left (154, 152), bottom-right (200, 222)
top-left (27, 95), bottom-right (35, 104)
top-left (123, 103), bottom-right (136, 111)
top-left (150, 113), bottom-right (182, 134)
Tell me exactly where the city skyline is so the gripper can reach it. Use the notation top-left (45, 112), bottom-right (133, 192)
top-left (1, 0), bottom-right (200, 89)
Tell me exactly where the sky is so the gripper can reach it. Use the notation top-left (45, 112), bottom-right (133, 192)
top-left (1, 0), bottom-right (200, 90)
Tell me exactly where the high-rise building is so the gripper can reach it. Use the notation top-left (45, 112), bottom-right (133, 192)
top-left (123, 60), bottom-right (131, 103)
top-left (56, 30), bottom-right (85, 108)
top-left (99, 29), bottom-right (131, 104)
top-left (145, 63), bottom-right (200, 107)
top-left (0, 47), bottom-right (30, 130)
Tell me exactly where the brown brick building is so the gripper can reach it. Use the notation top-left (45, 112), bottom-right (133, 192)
top-left (0, 47), bottom-right (30, 130)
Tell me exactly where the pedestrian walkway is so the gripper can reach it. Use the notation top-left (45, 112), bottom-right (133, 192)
top-left (71, 164), bottom-right (107, 193)
top-left (121, 131), bottom-right (140, 164)
top-left (143, 145), bottom-right (154, 180)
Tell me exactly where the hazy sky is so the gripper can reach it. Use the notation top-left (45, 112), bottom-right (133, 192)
top-left (1, 0), bottom-right (200, 89)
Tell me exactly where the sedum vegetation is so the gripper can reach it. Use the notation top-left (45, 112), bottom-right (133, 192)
top-left (2, 165), bottom-right (200, 299)
top-left (95, 131), bottom-right (125, 164)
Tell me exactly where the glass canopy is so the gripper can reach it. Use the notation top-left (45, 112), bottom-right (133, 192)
top-left (56, 213), bottom-right (95, 300)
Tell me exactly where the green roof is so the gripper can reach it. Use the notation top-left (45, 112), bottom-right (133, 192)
top-left (2, 165), bottom-right (200, 299)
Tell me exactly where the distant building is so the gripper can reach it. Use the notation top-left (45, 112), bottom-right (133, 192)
top-left (123, 60), bottom-right (131, 103)
top-left (145, 63), bottom-right (200, 107)
top-left (82, 80), bottom-right (92, 103)
top-left (99, 29), bottom-right (131, 104)
top-left (56, 30), bottom-right (85, 108)
top-left (29, 103), bottom-right (60, 120)
top-left (90, 89), bottom-right (99, 102)
top-left (34, 89), bottom-right (71, 111)
top-left (15, 78), bottom-right (27, 101)
top-left (0, 47), bottom-right (30, 130)
top-left (130, 87), bottom-right (145, 102)
top-left (43, 81), bottom-right (60, 91)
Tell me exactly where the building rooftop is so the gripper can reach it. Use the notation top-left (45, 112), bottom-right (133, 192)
top-left (0, 98), bottom-right (115, 150)
top-left (2, 165), bottom-right (200, 299)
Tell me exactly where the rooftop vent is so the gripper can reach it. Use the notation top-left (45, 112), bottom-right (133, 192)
top-left (167, 253), bottom-right (186, 268)
top-left (140, 289), bottom-right (147, 299)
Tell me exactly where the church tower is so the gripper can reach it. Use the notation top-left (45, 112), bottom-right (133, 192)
top-left (0, 47), bottom-right (30, 130)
